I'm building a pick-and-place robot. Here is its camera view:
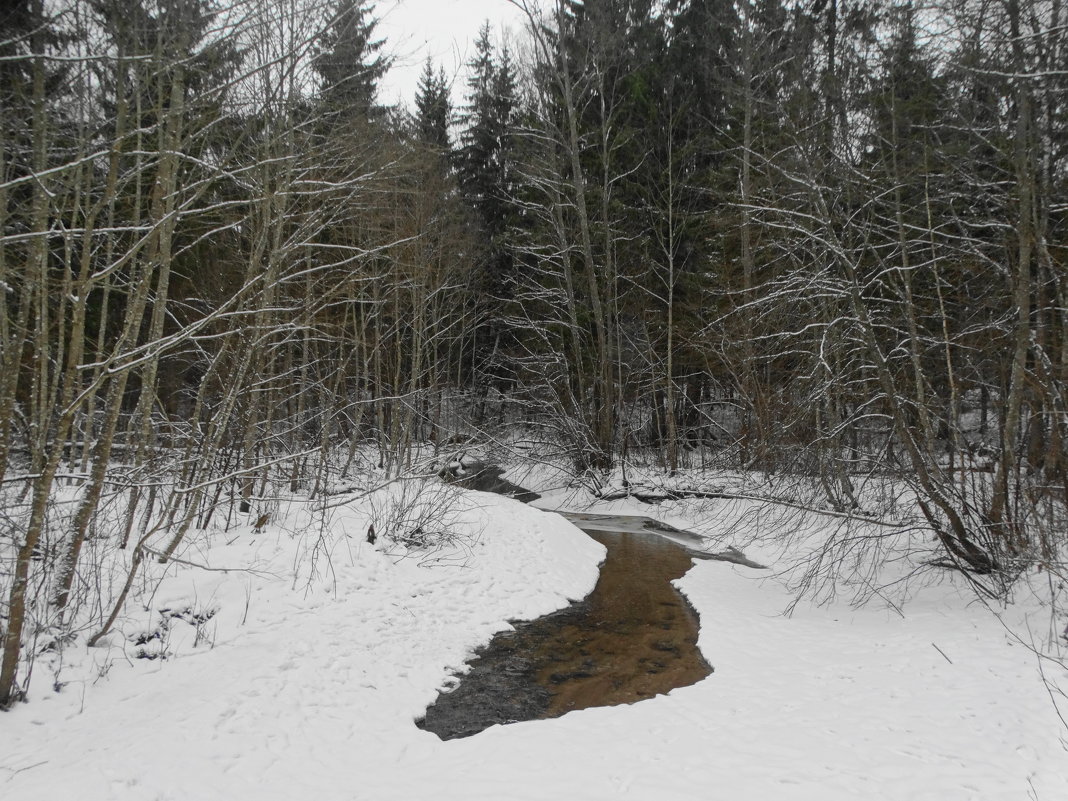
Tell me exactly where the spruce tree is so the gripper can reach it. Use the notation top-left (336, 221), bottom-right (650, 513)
top-left (457, 23), bottom-right (519, 258)
top-left (457, 23), bottom-right (497, 214)
top-left (313, 0), bottom-right (390, 121)
top-left (456, 22), bottom-right (520, 384)
top-left (414, 57), bottom-right (451, 151)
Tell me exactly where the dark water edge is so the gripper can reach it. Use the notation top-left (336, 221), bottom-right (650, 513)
top-left (441, 461), bottom-right (542, 504)
top-left (416, 528), bottom-right (711, 740)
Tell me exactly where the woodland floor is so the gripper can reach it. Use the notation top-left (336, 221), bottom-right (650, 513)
top-left (2, 463), bottom-right (1067, 800)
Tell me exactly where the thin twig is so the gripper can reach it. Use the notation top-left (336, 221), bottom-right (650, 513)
top-left (931, 642), bottom-right (953, 664)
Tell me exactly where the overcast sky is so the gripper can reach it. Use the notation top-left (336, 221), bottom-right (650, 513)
top-left (375, 0), bottom-right (530, 107)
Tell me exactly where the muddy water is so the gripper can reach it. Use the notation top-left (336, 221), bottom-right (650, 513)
top-left (417, 528), bottom-right (711, 740)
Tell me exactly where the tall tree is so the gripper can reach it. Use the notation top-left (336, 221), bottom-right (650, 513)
top-left (313, 0), bottom-right (390, 121)
top-left (457, 23), bottom-right (514, 227)
top-left (456, 23), bottom-right (520, 387)
top-left (414, 57), bottom-right (451, 151)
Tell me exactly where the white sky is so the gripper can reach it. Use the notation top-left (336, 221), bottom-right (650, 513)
top-left (375, 0), bottom-right (530, 108)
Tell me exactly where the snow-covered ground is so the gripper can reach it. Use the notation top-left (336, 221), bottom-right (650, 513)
top-left (3, 475), bottom-right (1066, 800)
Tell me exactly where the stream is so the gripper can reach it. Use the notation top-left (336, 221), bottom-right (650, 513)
top-left (417, 464), bottom-right (715, 740)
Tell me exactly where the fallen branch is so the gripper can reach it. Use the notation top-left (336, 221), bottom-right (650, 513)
top-left (692, 546), bottom-right (769, 570)
top-left (141, 546), bottom-right (276, 577)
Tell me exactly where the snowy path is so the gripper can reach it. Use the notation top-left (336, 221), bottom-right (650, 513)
top-left (3, 489), bottom-right (1066, 800)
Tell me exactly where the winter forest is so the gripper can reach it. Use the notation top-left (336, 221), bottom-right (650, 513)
top-left (2, 0), bottom-right (1067, 792)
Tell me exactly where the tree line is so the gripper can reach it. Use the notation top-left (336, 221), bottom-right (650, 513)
top-left (1, 0), bottom-right (1065, 706)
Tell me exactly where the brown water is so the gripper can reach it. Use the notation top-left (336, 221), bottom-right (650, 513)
top-left (417, 527), bottom-right (711, 739)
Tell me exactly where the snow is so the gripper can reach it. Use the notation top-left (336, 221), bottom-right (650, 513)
top-left (3, 478), bottom-right (1066, 800)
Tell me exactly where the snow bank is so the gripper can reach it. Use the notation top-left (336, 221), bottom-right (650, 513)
top-left (1, 488), bottom-right (603, 799)
top-left (3, 479), bottom-right (1066, 801)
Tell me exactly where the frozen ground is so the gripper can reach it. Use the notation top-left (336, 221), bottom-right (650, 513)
top-left (2, 476), bottom-right (1066, 800)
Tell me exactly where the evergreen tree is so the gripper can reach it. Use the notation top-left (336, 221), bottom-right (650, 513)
top-left (456, 22), bottom-right (521, 383)
top-left (1, 0), bottom-right (70, 175)
top-left (313, 0), bottom-right (390, 121)
top-left (0, 0), bottom-right (67, 95)
top-left (664, 0), bottom-right (738, 194)
top-left (457, 23), bottom-right (497, 212)
top-left (457, 23), bottom-right (519, 256)
top-left (490, 43), bottom-right (518, 205)
top-left (414, 57), bottom-right (451, 151)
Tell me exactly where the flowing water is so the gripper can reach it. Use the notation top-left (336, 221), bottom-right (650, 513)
top-left (416, 525), bottom-right (711, 740)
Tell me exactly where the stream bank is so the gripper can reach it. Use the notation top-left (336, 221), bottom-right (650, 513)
top-left (417, 525), bottom-right (711, 740)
